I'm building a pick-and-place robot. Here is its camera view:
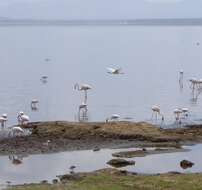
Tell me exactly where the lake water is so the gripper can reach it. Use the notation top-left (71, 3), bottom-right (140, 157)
top-left (0, 144), bottom-right (202, 186)
top-left (0, 25), bottom-right (202, 126)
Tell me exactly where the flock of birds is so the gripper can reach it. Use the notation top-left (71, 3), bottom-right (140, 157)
top-left (0, 65), bottom-right (201, 136)
top-left (0, 79), bottom-right (42, 137)
top-left (74, 67), bottom-right (124, 122)
top-left (150, 70), bottom-right (202, 126)
top-left (74, 68), bottom-right (202, 126)
top-left (0, 111), bottom-right (31, 136)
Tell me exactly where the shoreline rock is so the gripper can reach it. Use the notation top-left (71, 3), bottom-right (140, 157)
top-left (107, 159), bottom-right (135, 168)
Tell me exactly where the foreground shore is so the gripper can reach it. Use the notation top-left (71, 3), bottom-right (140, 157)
top-left (1, 121), bottom-right (202, 155)
top-left (8, 168), bottom-right (202, 190)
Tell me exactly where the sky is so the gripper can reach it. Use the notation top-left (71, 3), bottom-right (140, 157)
top-left (0, 0), bottom-right (201, 19)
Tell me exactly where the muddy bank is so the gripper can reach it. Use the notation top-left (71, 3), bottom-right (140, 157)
top-left (112, 147), bottom-right (188, 158)
top-left (1, 121), bottom-right (202, 155)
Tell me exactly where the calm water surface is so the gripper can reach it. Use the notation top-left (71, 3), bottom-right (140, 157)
top-left (0, 25), bottom-right (202, 125)
top-left (0, 144), bottom-right (202, 185)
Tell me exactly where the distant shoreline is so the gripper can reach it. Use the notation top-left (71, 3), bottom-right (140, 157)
top-left (0, 18), bottom-right (202, 26)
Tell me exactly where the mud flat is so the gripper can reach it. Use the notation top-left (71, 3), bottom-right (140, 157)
top-left (1, 121), bottom-right (202, 155)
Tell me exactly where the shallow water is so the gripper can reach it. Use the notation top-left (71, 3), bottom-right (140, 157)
top-left (0, 144), bottom-right (202, 185)
top-left (0, 25), bottom-right (202, 126)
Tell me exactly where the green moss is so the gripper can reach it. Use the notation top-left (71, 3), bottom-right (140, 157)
top-left (8, 173), bottom-right (202, 190)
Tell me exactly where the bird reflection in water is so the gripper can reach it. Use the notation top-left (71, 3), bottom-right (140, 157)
top-left (179, 70), bottom-right (184, 91)
top-left (189, 78), bottom-right (202, 103)
top-left (8, 155), bottom-right (24, 165)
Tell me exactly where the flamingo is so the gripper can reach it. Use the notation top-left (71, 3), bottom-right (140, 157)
top-left (106, 114), bottom-right (120, 123)
top-left (189, 77), bottom-right (198, 90)
top-left (0, 113), bottom-right (7, 129)
top-left (31, 99), bottom-right (39, 110)
top-left (181, 108), bottom-right (189, 118)
top-left (17, 112), bottom-right (30, 125)
top-left (74, 83), bottom-right (92, 104)
top-left (107, 67), bottom-right (124, 75)
top-left (151, 105), bottom-right (164, 121)
top-left (174, 108), bottom-right (183, 123)
top-left (9, 126), bottom-right (24, 137)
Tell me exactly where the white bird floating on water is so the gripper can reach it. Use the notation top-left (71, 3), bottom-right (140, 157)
top-left (17, 112), bottom-right (30, 125)
top-left (106, 114), bottom-right (120, 123)
top-left (74, 83), bottom-right (92, 104)
top-left (107, 67), bottom-right (124, 75)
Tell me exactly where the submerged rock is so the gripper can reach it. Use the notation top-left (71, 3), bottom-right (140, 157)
top-left (107, 159), bottom-right (135, 168)
top-left (112, 150), bottom-right (146, 158)
top-left (93, 147), bottom-right (101, 152)
top-left (180, 160), bottom-right (194, 169)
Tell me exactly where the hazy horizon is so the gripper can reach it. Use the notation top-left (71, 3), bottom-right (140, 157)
top-left (0, 0), bottom-right (201, 20)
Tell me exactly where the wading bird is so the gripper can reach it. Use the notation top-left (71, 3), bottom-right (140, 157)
top-left (173, 108), bottom-right (183, 123)
top-left (9, 126), bottom-right (24, 137)
top-left (31, 99), bottom-right (39, 110)
top-left (151, 105), bottom-right (164, 121)
top-left (17, 112), bottom-right (30, 125)
top-left (0, 113), bottom-right (7, 129)
top-left (107, 67), bottom-right (124, 75)
top-left (74, 83), bottom-right (92, 104)
top-left (182, 108), bottom-right (189, 118)
top-left (106, 114), bottom-right (120, 123)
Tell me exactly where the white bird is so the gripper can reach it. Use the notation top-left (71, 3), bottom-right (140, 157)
top-left (151, 105), bottom-right (164, 122)
top-left (43, 140), bottom-right (51, 146)
top-left (31, 99), bottom-right (39, 110)
top-left (107, 67), bottom-right (124, 75)
top-left (181, 108), bottom-right (189, 118)
top-left (0, 114), bottom-right (7, 129)
top-left (10, 126), bottom-right (24, 137)
top-left (74, 83), bottom-right (92, 104)
top-left (17, 112), bottom-right (30, 125)
top-left (174, 108), bottom-right (183, 122)
top-left (106, 114), bottom-right (120, 123)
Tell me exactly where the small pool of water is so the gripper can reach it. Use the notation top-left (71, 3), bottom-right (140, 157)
top-left (0, 144), bottom-right (202, 186)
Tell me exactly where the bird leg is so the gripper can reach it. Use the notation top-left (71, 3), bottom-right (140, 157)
top-left (84, 90), bottom-right (88, 104)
